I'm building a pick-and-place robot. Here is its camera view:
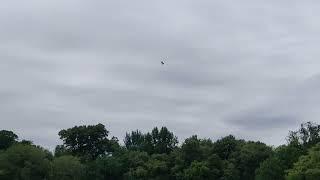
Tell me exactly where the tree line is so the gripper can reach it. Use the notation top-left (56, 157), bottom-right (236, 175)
top-left (0, 121), bottom-right (320, 180)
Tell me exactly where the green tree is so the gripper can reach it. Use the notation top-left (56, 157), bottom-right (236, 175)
top-left (87, 155), bottom-right (124, 180)
top-left (255, 156), bottom-right (285, 180)
top-left (181, 135), bottom-right (202, 164)
top-left (275, 145), bottom-right (304, 170)
top-left (54, 145), bottom-right (70, 157)
top-left (152, 127), bottom-right (178, 154)
top-left (286, 143), bottom-right (320, 180)
top-left (287, 122), bottom-right (320, 149)
top-left (206, 154), bottom-right (222, 178)
top-left (125, 166), bottom-right (148, 180)
top-left (0, 130), bottom-right (18, 150)
top-left (50, 155), bottom-right (84, 180)
top-left (255, 143), bottom-right (306, 180)
top-left (144, 154), bottom-right (170, 179)
top-left (170, 148), bottom-right (186, 179)
top-left (19, 140), bottom-right (33, 146)
top-left (180, 136), bottom-right (215, 164)
top-left (221, 161), bottom-right (240, 180)
top-left (58, 123), bottom-right (114, 160)
top-left (212, 135), bottom-right (244, 160)
top-left (0, 144), bottom-right (51, 180)
top-left (173, 136), bottom-right (220, 179)
top-left (236, 141), bottom-right (272, 180)
top-left (124, 127), bottom-right (178, 155)
top-left (182, 161), bottom-right (212, 180)
top-left (124, 130), bottom-right (146, 152)
top-left (122, 151), bottom-right (150, 179)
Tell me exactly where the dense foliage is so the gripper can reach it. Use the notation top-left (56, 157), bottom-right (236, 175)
top-left (0, 121), bottom-right (320, 179)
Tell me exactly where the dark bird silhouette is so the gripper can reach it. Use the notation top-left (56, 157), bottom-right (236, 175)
top-left (161, 61), bottom-right (165, 65)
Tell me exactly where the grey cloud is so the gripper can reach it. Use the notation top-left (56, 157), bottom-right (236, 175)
top-left (1, 1), bottom-right (320, 149)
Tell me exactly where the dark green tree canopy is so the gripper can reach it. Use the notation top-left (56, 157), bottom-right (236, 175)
top-left (152, 127), bottom-right (178, 154)
top-left (58, 123), bottom-right (112, 160)
top-left (212, 135), bottom-right (244, 160)
top-left (124, 130), bottom-right (145, 151)
top-left (182, 161), bottom-right (212, 180)
top-left (1, 122), bottom-right (320, 180)
top-left (124, 127), bottom-right (178, 154)
top-left (181, 135), bottom-right (203, 164)
top-left (0, 144), bottom-right (51, 180)
top-left (286, 143), bottom-right (320, 180)
top-left (287, 121), bottom-right (320, 149)
top-left (50, 155), bottom-right (84, 180)
top-left (255, 156), bottom-right (285, 180)
top-left (0, 130), bottom-right (18, 150)
top-left (235, 141), bottom-right (272, 180)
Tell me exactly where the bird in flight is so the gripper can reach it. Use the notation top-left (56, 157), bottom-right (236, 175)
top-left (161, 61), bottom-right (165, 65)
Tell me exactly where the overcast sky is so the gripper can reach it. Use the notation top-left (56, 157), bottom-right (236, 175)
top-left (1, 1), bottom-right (320, 150)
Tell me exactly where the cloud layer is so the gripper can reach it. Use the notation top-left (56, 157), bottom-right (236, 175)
top-left (1, 1), bottom-right (320, 149)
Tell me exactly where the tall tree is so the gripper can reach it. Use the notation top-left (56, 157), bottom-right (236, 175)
top-left (122, 151), bottom-right (150, 179)
top-left (50, 155), bottom-right (84, 180)
top-left (152, 127), bottom-right (178, 154)
top-left (255, 156), bottom-right (285, 180)
top-left (221, 161), bottom-right (240, 180)
top-left (286, 143), bottom-right (320, 180)
top-left (144, 154), bottom-right (170, 179)
top-left (124, 130), bottom-right (145, 151)
top-left (181, 135), bottom-right (202, 164)
top-left (0, 130), bottom-right (18, 150)
top-left (0, 144), bottom-right (51, 180)
top-left (124, 127), bottom-right (178, 154)
top-left (180, 136), bottom-right (214, 164)
top-left (58, 123), bottom-right (113, 160)
top-left (212, 135), bottom-right (244, 160)
top-left (182, 161), bottom-right (212, 180)
top-left (287, 122), bottom-right (320, 149)
top-left (88, 155), bottom-right (124, 180)
top-left (236, 141), bottom-right (272, 180)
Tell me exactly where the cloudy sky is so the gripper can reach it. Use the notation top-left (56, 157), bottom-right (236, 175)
top-left (1, 1), bottom-right (320, 150)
